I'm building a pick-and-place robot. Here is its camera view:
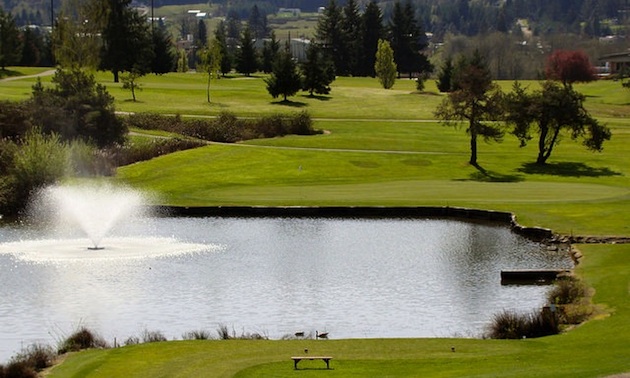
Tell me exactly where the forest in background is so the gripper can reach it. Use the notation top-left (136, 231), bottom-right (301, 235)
top-left (5, 0), bottom-right (630, 39)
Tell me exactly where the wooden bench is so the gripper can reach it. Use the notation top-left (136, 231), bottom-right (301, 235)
top-left (291, 356), bottom-right (333, 370)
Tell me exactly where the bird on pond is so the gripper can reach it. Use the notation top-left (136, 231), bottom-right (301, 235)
top-left (294, 331), bottom-right (305, 338)
top-left (316, 330), bottom-right (329, 339)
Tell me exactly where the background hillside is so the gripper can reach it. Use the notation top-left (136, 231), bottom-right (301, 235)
top-left (5, 0), bottom-right (629, 39)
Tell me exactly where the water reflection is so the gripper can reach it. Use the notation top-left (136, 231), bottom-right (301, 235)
top-left (0, 217), bottom-right (572, 361)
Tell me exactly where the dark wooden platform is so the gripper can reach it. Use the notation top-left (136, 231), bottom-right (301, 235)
top-left (501, 269), bottom-right (571, 285)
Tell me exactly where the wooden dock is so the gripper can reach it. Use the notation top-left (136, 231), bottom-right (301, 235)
top-left (500, 269), bottom-right (571, 285)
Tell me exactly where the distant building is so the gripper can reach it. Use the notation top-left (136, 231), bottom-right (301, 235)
top-left (599, 51), bottom-right (630, 76)
top-left (278, 8), bottom-right (301, 17)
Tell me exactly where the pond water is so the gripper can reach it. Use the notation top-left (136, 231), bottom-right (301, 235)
top-left (0, 216), bottom-right (573, 361)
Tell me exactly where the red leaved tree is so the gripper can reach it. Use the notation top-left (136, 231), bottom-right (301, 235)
top-left (545, 50), bottom-right (597, 86)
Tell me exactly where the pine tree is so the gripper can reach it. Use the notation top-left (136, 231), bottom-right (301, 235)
top-left (388, 0), bottom-right (432, 78)
top-left (197, 19), bottom-right (207, 47)
top-left (261, 30), bottom-right (280, 73)
top-left (435, 50), bottom-right (504, 166)
top-left (360, 0), bottom-right (385, 77)
top-left (301, 43), bottom-right (335, 96)
top-left (214, 21), bottom-right (232, 76)
top-left (341, 0), bottom-right (362, 76)
top-left (99, 0), bottom-right (154, 82)
top-left (436, 57), bottom-right (454, 92)
top-left (236, 26), bottom-right (258, 76)
top-left (265, 45), bottom-right (302, 102)
top-left (315, 0), bottom-right (345, 76)
top-left (0, 8), bottom-right (23, 70)
top-left (248, 4), bottom-right (269, 39)
top-left (152, 23), bottom-right (176, 74)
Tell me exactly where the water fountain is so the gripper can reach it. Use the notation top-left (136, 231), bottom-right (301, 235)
top-left (1, 183), bottom-right (216, 262)
top-left (36, 183), bottom-right (146, 250)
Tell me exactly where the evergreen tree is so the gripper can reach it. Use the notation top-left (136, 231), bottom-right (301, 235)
top-left (0, 7), bottom-right (22, 70)
top-left (214, 21), bottom-right (232, 76)
top-left (248, 4), bottom-right (269, 39)
top-left (197, 19), bottom-right (207, 47)
top-left (436, 57), bottom-right (454, 92)
top-left (236, 26), bottom-right (258, 76)
top-left (388, 0), bottom-right (432, 78)
top-left (360, 0), bottom-right (385, 77)
top-left (340, 0), bottom-right (362, 76)
top-left (19, 27), bottom-right (44, 66)
top-left (265, 44), bottom-right (302, 102)
top-left (301, 43), bottom-right (335, 96)
top-left (30, 68), bottom-right (126, 147)
top-left (261, 30), bottom-right (280, 73)
top-left (435, 50), bottom-right (504, 166)
top-left (152, 23), bottom-right (176, 74)
top-left (374, 39), bottom-right (396, 89)
top-left (99, 0), bottom-right (154, 82)
top-left (315, 0), bottom-right (345, 76)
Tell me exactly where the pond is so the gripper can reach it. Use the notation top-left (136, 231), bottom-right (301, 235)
top-left (0, 216), bottom-right (573, 361)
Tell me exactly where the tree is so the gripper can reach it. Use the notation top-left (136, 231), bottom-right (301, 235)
top-left (19, 27), bottom-right (45, 66)
top-left (504, 80), bottom-right (611, 165)
top-left (436, 57), bottom-right (454, 92)
top-left (545, 50), bottom-right (597, 86)
top-left (197, 19), bottom-right (207, 48)
top-left (0, 7), bottom-right (22, 70)
top-left (214, 21), bottom-right (232, 76)
top-left (29, 68), bottom-right (126, 148)
top-left (176, 49), bottom-right (188, 72)
top-left (120, 71), bottom-right (142, 101)
top-left (261, 30), bottom-right (280, 73)
top-left (434, 50), bottom-right (504, 166)
top-left (151, 22), bottom-right (176, 74)
top-left (51, 0), bottom-right (106, 69)
top-left (316, 0), bottom-right (345, 76)
top-left (374, 39), bottom-right (396, 89)
top-left (99, 0), bottom-right (154, 82)
top-left (301, 43), bottom-right (335, 96)
top-left (248, 4), bottom-right (269, 39)
top-left (265, 45), bottom-right (302, 102)
top-left (359, 0), bottom-right (385, 77)
top-left (388, 0), bottom-right (432, 78)
top-left (341, 0), bottom-right (362, 76)
top-left (236, 26), bottom-right (258, 76)
top-left (197, 40), bottom-right (222, 103)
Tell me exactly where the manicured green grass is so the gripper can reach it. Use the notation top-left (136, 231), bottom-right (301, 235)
top-left (3, 70), bottom-right (628, 376)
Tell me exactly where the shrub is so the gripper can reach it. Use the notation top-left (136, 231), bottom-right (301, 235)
top-left (217, 324), bottom-right (231, 340)
top-left (8, 130), bottom-right (68, 213)
top-left (123, 336), bottom-right (140, 346)
top-left (141, 330), bottom-right (167, 343)
top-left (547, 277), bottom-right (587, 305)
top-left (30, 69), bottom-right (126, 148)
top-left (0, 100), bottom-right (32, 141)
top-left (10, 343), bottom-right (55, 371)
top-left (182, 330), bottom-right (212, 340)
top-left (121, 111), bottom-right (320, 144)
top-left (58, 327), bottom-right (108, 354)
top-left (287, 111), bottom-right (317, 135)
top-left (486, 309), bottom-right (559, 339)
top-left (1, 361), bottom-right (37, 378)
